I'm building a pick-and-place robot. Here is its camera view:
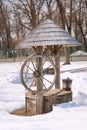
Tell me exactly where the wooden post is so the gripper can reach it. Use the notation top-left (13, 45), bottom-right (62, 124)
top-left (36, 46), bottom-right (43, 91)
top-left (36, 46), bottom-right (43, 114)
top-left (55, 51), bottom-right (60, 89)
top-left (36, 93), bottom-right (43, 114)
top-left (54, 45), bottom-right (62, 89)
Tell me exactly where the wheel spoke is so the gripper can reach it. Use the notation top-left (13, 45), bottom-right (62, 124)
top-left (39, 77), bottom-right (46, 89)
top-left (24, 75), bottom-right (33, 82)
top-left (31, 60), bottom-right (37, 71)
top-left (24, 76), bottom-right (33, 80)
top-left (26, 64), bottom-right (34, 72)
top-left (46, 64), bottom-right (52, 69)
top-left (43, 58), bottom-right (52, 68)
top-left (30, 78), bottom-right (36, 88)
top-left (24, 77), bottom-right (30, 83)
top-left (43, 77), bottom-right (52, 84)
top-left (23, 72), bottom-right (29, 74)
top-left (43, 57), bottom-right (47, 65)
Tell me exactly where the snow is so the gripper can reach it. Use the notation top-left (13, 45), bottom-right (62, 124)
top-left (0, 61), bottom-right (87, 130)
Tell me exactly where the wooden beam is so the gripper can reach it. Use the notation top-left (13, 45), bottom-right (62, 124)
top-left (36, 46), bottom-right (44, 114)
top-left (54, 45), bottom-right (62, 89)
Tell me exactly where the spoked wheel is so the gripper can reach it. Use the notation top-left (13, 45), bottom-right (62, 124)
top-left (20, 55), bottom-right (57, 94)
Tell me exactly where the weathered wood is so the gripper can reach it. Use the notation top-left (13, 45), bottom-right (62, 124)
top-left (35, 46), bottom-right (44, 114)
top-left (17, 18), bottom-right (80, 116)
top-left (12, 90), bottom-right (72, 116)
top-left (25, 93), bottom-right (37, 116)
top-left (25, 89), bottom-right (72, 115)
top-left (20, 54), bottom-right (57, 94)
top-left (43, 90), bottom-right (72, 113)
top-left (54, 45), bottom-right (62, 89)
top-left (52, 91), bottom-right (72, 104)
top-left (44, 89), bottom-right (63, 97)
top-left (36, 46), bottom-right (43, 92)
top-left (36, 93), bottom-right (43, 114)
top-left (55, 52), bottom-right (60, 89)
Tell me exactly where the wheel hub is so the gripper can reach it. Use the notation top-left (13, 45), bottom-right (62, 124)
top-left (33, 71), bottom-right (40, 78)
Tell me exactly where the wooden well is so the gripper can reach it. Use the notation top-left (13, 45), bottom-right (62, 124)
top-left (15, 19), bottom-right (81, 116)
top-left (25, 89), bottom-right (72, 115)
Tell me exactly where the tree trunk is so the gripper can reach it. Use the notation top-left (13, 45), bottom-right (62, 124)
top-left (64, 47), bottom-right (70, 64)
top-left (56, 0), bottom-right (70, 64)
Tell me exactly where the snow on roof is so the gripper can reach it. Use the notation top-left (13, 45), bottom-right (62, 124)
top-left (15, 19), bottom-right (81, 49)
top-left (70, 50), bottom-right (87, 57)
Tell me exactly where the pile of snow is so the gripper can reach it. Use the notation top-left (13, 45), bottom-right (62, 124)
top-left (70, 50), bottom-right (87, 57)
top-left (0, 61), bottom-right (87, 130)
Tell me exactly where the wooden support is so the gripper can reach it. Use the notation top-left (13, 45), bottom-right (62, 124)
top-left (25, 93), bottom-right (37, 115)
top-left (55, 50), bottom-right (60, 89)
top-left (25, 92), bottom-right (44, 115)
top-left (54, 45), bottom-right (62, 89)
top-left (36, 46), bottom-right (43, 114)
top-left (36, 46), bottom-right (43, 91)
top-left (36, 93), bottom-right (43, 114)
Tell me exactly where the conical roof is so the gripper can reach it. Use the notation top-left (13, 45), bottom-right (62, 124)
top-left (15, 19), bottom-right (81, 49)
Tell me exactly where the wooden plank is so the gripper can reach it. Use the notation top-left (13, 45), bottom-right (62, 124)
top-left (43, 90), bottom-right (72, 113)
top-left (25, 89), bottom-right (72, 115)
top-left (44, 89), bottom-right (63, 97)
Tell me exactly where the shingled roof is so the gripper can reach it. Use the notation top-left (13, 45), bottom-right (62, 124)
top-left (15, 19), bottom-right (81, 49)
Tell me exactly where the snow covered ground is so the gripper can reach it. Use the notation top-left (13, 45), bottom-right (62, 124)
top-left (0, 61), bottom-right (87, 130)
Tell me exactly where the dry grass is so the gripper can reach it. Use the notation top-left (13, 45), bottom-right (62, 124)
top-left (11, 108), bottom-right (31, 116)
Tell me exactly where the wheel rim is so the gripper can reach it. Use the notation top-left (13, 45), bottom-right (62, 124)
top-left (20, 55), bottom-right (57, 94)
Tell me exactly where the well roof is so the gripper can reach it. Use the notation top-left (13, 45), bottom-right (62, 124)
top-left (15, 19), bottom-right (81, 49)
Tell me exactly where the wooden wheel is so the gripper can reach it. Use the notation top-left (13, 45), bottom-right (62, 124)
top-left (20, 55), bottom-right (57, 94)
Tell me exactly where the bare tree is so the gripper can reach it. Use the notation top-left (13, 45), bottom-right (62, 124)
top-left (10, 0), bottom-right (45, 56)
top-left (73, 0), bottom-right (87, 51)
top-left (0, 0), bottom-right (86, 58)
top-left (0, 0), bottom-right (13, 57)
top-left (56, 0), bottom-right (70, 64)
top-left (45, 0), bottom-right (56, 20)
top-left (12, 0), bottom-right (45, 30)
